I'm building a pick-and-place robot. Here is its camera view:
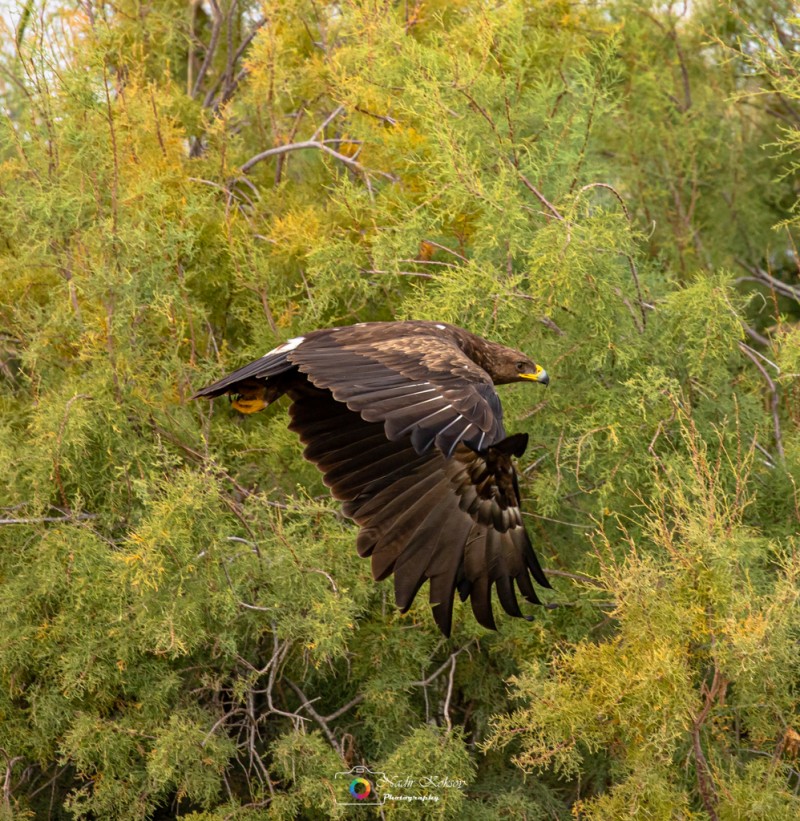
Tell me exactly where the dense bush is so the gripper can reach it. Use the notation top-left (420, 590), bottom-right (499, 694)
top-left (1, 1), bottom-right (799, 818)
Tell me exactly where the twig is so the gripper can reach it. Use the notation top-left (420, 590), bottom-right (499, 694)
top-left (240, 138), bottom-right (396, 182)
top-left (735, 258), bottom-right (800, 302)
top-left (2, 754), bottom-right (23, 811)
top-left (574, 182), bottom-right (632, 222)
top-left (420, 239), bottom-right (468, 262)
top-left (613, 286), bottom-right (644, 333)
top-left (398, 258), bottom-right (458, 268)
top-left (690, 664), bottom-right (727, 821)
top-left (310, 105), bottom-right (344, 141)
top-left (201, 708), bottom-right (245, 748)
top-left (237, 600), bottom-right (274, 613)
top-left (739, 341), bottom-right (785, 459)
top-left (542, 568), bottom-right (607, 589)
top-left (739, 341), bottom-right (780, 373)
top-left (522, 512), bottom-right (595, 529)
top-left (192, 0), bottom-right (223, 99)
top-left (285, 678), bottom-right (342, 756)
top-left (27, 763), bottom-right (70, 800)
top-left (0, 513), bottom-right (97, 526)
top-left (742, 322), bottom-right (770, 347)
top-left (218, 553), bottom-right (274, 613)
top-left (753, 439), bottom-right (776, 469)
top-left (539, 315), bottom-right (566, 335)
top-left (260, 634), bottom-right (307, 725)
top-left (411, 646), bottom-right (470, 688)
top-left (648, 419), bottom-right (666, 461)
top-left (305, 567), bottom-right (338, 594)
top-left (361, 268), bottom-right (433, 279)
top-left (323, 695), bottom-right (364, 723)
top-left (202, 15), bottom-right (268, 108)
top-left (515, 170), bottom-right (564, 221)
top-left (442, 654), bottom-right (456, 733)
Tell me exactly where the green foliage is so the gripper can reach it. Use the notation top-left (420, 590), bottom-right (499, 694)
top-left (1, 0), bottom-right (799, 818)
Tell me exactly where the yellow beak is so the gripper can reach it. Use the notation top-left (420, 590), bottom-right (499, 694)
top-left (519, 365), bottom-right (549, 385)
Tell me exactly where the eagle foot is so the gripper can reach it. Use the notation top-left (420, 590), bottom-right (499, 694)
top-left (231, 390), bottom-right (268, 414)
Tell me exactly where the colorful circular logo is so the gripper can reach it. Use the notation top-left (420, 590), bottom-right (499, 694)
top-left (349, 777), bottom-right (372, 801)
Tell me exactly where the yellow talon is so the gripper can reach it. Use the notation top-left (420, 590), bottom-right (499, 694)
top-left (232, 390), bottom-right (268, 414)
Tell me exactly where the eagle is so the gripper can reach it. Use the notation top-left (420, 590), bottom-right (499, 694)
top-left (193, 320), bottom-right (551, 636)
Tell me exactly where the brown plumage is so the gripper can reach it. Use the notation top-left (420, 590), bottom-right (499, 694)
top-left (193, 320), bottom-right (551, 636)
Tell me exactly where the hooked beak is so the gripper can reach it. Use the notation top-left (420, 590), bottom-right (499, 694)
top-left (520, 365), bottom-right (549, 386)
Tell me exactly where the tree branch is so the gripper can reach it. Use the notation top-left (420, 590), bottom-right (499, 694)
top-left (735, 257), bottom-right (800, 302)
top-left (0, 513), bottom-right (97, 526)
top-left (203, 15), bottom-right (267, 109)
top-left (515, 169), bottom-right (564, 221)
top-left (690, 664), bottom-right (727, 821)
top-left (739, 341), bottom-right (785, 459)
top-left (191, 0), bottom-right (223, 99)
top-left (285, 678), bottom-right (343, 756)
top-left (241, 138), bottom-right (396, 184)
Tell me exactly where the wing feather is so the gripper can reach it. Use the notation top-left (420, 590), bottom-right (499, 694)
top-left (191, 345), bottom-right (296, 398)
top-left (290, 329), bottom-right (506, 456)
top-left (285, 382), bottom-right (550, 635)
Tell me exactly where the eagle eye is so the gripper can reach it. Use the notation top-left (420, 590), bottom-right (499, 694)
top-left (516, 361), bottom-right (526, 371)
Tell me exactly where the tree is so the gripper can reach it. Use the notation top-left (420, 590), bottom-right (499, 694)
top-left (0, 1), bottom-right (798, 818)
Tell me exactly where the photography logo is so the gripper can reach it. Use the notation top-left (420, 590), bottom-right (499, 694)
top-left (335, 765), bottom-right (384, 807)
top-left (334, 764), bottom-right (465, 806)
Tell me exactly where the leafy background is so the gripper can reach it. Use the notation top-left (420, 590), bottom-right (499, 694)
top-left (1, 1), bottom-right (799, 818)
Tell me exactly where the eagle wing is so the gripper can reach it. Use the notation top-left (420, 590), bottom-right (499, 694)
top-left (193, 327), bottom-right (505, 456)
top-left (288, 383), bottom-right (550, 636)
top-left (290, 331), bottom-right (506, 456)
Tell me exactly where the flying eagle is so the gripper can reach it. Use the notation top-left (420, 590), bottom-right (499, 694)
top-left (194, 321), bottom-right (551, 636)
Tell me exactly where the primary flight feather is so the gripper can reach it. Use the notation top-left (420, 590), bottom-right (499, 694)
top-left (193, 320), bottom-right (551, 636)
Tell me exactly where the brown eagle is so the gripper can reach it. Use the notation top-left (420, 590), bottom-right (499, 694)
top-left (194, 320), bottom-right (551, 636)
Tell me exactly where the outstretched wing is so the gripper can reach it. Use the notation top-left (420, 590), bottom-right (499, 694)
top-left (192, 325), bottom-right (505, 456)
top-left (290, 330), bottom-right (506, 456)
top-left (288, 383), bottom-right (550, 636)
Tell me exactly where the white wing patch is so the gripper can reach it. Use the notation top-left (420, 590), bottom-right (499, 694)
top-left (435, 324), bottom-right (446, 329)
top-left (266, 336), bottom-right (305, 356)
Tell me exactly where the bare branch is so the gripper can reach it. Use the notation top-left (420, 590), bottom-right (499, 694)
top-left (539, 315), bottom-right (565, 335)
top-left (542, 568), bottom-right (608, 589)
top-left (420, 239), bottom-right (468, 262)
top-left (411, 647), bottom-right (470, 688)
top-left (398, 258), bottom-right (458, 268)
top-left (361, 268), bottom-right (433, 279)
top-left (690, 664), bottom-right (727, 821)
top-left (323, 695), bottom-right (364, 723)
top-left (735, 257), bottom-right (800, 302)
top-left (285, 678), bottom-right (343, 756)
top-left (515, 169), bottom-right (564, 221)
top-left (310, 105), bottom-right (344, 141)
top-left (201, 708), bottom-right (245, 748)
top-left (0, 512), bottom-right (97, 526)
top-left (575, 182), bottom-right (632, 222)
top-left (742, 322), bottom-right (770, 347)
top-left (442, 654), bottom-right (456, 733)
top-left (240, 138), bottom-right (397, 186)
top-left (739, 341), bottom-right (785, 459)
top-left (192, 0), bottom-right (223, 99)
top-left (2, 753), bottom-right (23, 811)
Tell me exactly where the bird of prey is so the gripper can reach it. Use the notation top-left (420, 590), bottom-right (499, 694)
top-left (194, 320), bottom-right (551, 636)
